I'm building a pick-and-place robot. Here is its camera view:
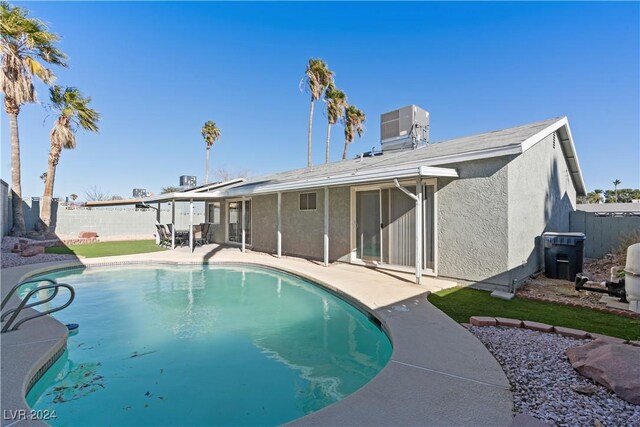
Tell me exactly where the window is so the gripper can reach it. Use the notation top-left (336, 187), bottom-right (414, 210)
top-left (299, 192), bottom-right (317, 210)
top-left (208, 202), bottom-right (221, 224)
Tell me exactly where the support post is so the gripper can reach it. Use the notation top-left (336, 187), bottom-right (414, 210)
top-left (394, 177), bottom-right (422, 285)
top-left (155, 202), bottom-right (161, 244)
top-left (323, 187), bottom-right (329, 267)
top-left (189, 199), bottom-right (194, 252)
top-left (171, 200), bottom-right (176, 249)
top-left (415, 179), bottom-right (423, 285)
top-left (241, 197), bottom-right (246, 253)
top-left (277, 192), bottom-right (282, 258)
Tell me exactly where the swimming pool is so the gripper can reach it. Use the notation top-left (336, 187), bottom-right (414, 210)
top-left (26, 264), bottom-right (392, 426)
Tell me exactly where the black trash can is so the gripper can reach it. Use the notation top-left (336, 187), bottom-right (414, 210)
top-left (542, 232), bottom-right (586, 281)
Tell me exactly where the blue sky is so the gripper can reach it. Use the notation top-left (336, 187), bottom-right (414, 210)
top-left (2, 1), bottom-right (639, 200)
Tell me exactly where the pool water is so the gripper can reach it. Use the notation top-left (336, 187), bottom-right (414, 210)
top-left (26, 265), bottom-right (392, 426)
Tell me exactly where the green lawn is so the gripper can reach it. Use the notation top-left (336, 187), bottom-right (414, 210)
top-left (428, 287), bottom-right (640, 341)
top-left (45, 240), bottom-right (166, 258)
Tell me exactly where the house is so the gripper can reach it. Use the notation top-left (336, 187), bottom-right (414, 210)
top-left (188, 113), bottom-right (585, 291)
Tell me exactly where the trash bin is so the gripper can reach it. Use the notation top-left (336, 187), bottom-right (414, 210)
top-left (542, 232), bottom-right (585, 281)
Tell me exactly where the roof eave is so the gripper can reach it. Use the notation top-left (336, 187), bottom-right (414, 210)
top-left (213, 165), bottom-right (459, 197)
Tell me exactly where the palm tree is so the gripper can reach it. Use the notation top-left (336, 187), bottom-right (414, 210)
top-left (201, 120), bottom-right (221, 184)
top-left (304, 58), bottom-right (333, 168)
top-left (613, 179), bottom-right (621, 203)
top-left (0, 2), bottom-right (67, 236)
top-left (324, 84), bottom-right (347, 163)
top-left (342, 105), bottom-right (366, 160)
top-left (38, 86), bottom-right (100, 233)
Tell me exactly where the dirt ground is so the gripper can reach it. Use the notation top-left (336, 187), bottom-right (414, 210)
top-left (517, 256), bottom-right (624, 310)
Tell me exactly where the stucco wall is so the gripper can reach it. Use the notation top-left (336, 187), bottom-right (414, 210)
top-left (211, 188), bottom-right (351, 261)
top-left (328, 187), bottom-right (352, 262)
top-left (251, 194), bottom-right (277, 253)
top-left (281, 190), bottom-right (325, 259)
top-left (436, 156), bottom-right (511, 286)
top-left (1, 180), bottom-right (10, 237)
top-left (507, 132), bottom-right (577, 283)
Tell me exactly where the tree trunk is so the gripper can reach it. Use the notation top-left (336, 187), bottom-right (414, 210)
top-left (205, 147), bottom-right (210, 184)
top-left (308, 99), bottom-right (314, 168)
top-left (40, 145), bottom-right (60, 231)
top-left (7, 109), bottom-right (25, 236)
top-left (325, 123), bottom-right (332, 164)
top-left (342, 140), bottom-right (349, 160)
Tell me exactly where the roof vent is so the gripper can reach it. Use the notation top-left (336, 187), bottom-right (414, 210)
top-left (380, 105), bottom-right (429, 152)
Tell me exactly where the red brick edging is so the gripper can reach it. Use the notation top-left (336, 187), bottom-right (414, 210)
top-left (467, 316), bottom-right (640, 346)
top-left (517, 294), bottom-right (640, 320)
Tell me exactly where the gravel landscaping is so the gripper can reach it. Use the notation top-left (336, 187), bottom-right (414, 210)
top-left (470, 326), bottom-right (640, 426)
top-left (1, 236), bottom-right (77, 268)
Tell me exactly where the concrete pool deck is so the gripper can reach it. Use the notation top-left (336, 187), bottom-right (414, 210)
top-left (1, 245), bottom-right (513, 426)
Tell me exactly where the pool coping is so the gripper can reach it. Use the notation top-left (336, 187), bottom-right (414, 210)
top-left (1, 253), bottom-right (513, 426)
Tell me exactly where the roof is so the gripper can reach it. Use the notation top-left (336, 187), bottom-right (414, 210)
top-left (212, 116), bottom-right (586, 197)
top-left (85, 179), bottom-right (246, 207)
top-left (85, 198), bottom-right (143, 207)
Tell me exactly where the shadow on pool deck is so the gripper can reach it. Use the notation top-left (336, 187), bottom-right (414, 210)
top-left (1, 246), bottom-right (513, 426)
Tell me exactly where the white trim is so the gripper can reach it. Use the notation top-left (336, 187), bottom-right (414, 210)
top-left (215, 165), bottom-right (458, 197)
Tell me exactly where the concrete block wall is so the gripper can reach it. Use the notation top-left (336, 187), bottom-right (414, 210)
top-left (3, 197), bottom-right (205, 239)
top-left (570, 210), bottom-right (640, 258)
top-left (1, 180), bottom-right (10, 237)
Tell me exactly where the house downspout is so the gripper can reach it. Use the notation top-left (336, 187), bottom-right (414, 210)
top-left (394, 178), bottom-right (423, 285)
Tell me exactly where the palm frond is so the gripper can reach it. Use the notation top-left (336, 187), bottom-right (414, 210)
top-left (201, 120), bottom-right (221, 147)
top-left (343, 104), bottom-right (366, 143)
top-left (0, 2), bottom-right (67, 108)
top-left (305, 58), bottom-right (334, 101)
top-left (325, 85), bottom-right (348, 125)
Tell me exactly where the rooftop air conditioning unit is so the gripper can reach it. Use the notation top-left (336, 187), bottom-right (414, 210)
top-left (380, 105), bottom-right (429, 152)
top-left (179, 175), bottom-right (197, 187)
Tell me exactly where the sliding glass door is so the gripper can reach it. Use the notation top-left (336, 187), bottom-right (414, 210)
top-left (227, 200), bottom-right (251, 245)
top-left (354, 181), bottom-right (436, 273)
top-left (355, 190), bottom-right (381, 261)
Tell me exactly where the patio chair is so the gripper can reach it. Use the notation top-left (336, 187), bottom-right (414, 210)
top-left (191, 223), bottom-right (210, 247)
top-left (195, 223), bottom-right (211, 247)
top-left (155, 224), bottom-right (169, 247)
top-left (166, 224), bottom-right (187, 247)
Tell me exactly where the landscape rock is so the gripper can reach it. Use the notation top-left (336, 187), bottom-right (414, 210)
top-left (21, 245), bottom-right (45, 257)
top-left (471, 326), bottom-right (640, 426)
top-left (78, 231), bottom-right (98, 239)
top-left (571, 384), bottom-right (598, 396)
top-left (566, 339), bottom-right (640, 405)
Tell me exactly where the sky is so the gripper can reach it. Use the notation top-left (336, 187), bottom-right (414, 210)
top-left (1, 1), bottom-right (639, 200)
